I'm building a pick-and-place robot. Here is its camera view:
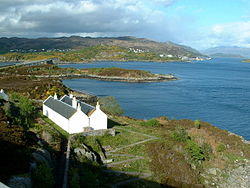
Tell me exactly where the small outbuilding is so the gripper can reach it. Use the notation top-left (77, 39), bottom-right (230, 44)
top-left (43, 94), bottom-right (107, 134)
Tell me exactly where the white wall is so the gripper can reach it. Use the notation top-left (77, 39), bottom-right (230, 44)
top-left (89, 109), bottom-right (108, 130)
top-left (69, 110), bottom-right (89, 134)
top-left (43, 104), bottom-right (70, 132)
top-left (43, 102), bottom-right (108, 134)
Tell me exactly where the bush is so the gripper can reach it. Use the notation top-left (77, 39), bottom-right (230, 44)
top-left (194, 120), bottom-right (200, 129)
top-left (217, 143), bottom-right (226, 152)
top-left (171, 126), bottom-right (189, 142)
top-left (201, 142), bottom-right (212, 160)
top-left (4, 93), bottom-right (35, 129)
top-left (140, 119), bottom-right (160, 127)
top-left (99, 96), bottom-right (124, 115)
top-left (185, 140), bottom-right (205, 163)
top-left (32, 163), bottom-right (55, 188)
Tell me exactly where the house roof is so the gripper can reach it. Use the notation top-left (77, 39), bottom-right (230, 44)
top-left (43, 96), bottom-right (76, 119)
top-left (60, 95), bottom-right (73, 106)
top-left (60, 95), bottom-right (95, 115)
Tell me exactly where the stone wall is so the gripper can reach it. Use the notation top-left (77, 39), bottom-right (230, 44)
top-left (81, 128), bottom-right (116, 137)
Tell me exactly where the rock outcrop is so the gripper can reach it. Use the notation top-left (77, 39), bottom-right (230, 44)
top-left (74, 144), bottom-right (101, 164)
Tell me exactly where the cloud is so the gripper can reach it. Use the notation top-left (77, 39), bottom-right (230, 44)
top-left (206, 21), bottom-right (250, 47)
top-left (0, 0), bottom-right (185, 42)
top-left (5, 0), bottom-right (245, 50)
top-left (152, 0), bottom-right (177, 7)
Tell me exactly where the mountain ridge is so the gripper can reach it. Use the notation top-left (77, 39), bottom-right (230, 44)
top-left (0, 36), bottom-right (205, 59)
top-left (202, 46), bottom-right (250, 58)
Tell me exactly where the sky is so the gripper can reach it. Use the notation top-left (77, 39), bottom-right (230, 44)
top-left (0, 0), bottom-right (250, 50)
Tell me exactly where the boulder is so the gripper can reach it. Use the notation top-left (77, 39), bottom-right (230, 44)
top-left (74, 144), bottom-right (101, 163)
top-left (32, 149), bottom-right (53, 168)
top-left (41, 131), bottom-right (53, 144)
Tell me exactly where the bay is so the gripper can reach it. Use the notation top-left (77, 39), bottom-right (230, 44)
top-left (61, 58), bottom-right (250, 140)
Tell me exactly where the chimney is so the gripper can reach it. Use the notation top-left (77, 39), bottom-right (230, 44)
top-left (54, 93), bottom-right (58, 100)
top-left (72, 97), bottom-right (77, 109)
top-left (77, 102), bottom-right (81, 111)
top-left (96, 101), bottom-right (100, 110)
top-left (69, 93), bottom-right (73, 99)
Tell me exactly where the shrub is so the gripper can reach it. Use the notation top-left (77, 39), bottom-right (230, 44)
top-left (99, 96), bottom-right (124, 115)
top-left (170, 126), bottom-right (189, 142)
top-left (140, 119), bottom-right (160, 127)
top-left (201, 142), bottom-right (212, 160)
top-left (217, 143), bottom-right (226, 152)
top-left (185, 140), bottom-right (205, 163)
top-left (4, 93), bottom-right (35, 129)
top-left (32, 163), bottom-right (55, 188)
top-left (194, 120), bottom-right (200, 129)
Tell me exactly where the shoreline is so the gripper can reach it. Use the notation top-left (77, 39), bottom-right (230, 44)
top-left (59, 73), bottom-right (178, 82)
top-left (0, 57), bottom-right (210, 65)
top-left (7, 73), bottom-right (178, 83)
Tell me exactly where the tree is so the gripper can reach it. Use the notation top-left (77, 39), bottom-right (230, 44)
top-left (99, 96), bottom-right (124, 115)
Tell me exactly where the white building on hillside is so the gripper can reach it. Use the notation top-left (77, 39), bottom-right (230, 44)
top-left (43, 94), bottom-right (108, 134)
top-left (0, 89), bottom-right (9, 101)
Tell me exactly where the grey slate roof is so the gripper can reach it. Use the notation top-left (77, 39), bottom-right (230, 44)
top-left (44, 96), bottom-right (76, 119)
top-left (60, 95), bottom-right (95, 115)
top-left (60, 95), bottom-right (73, 106)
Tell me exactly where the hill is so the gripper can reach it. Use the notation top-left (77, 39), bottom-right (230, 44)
top-left (0, 36), bottom-right (206, 61)
top-left (202, 46), bottom-right (250, 58)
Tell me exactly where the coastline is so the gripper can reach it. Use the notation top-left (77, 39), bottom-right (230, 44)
top-left (2, 72), bottom-right (178, 83)
top-left (42, 73), bottom-right (178, 82)
top-left (12, 72), bottom-right (178, 83)
top-left (0, 57), bottom-right (210, 65)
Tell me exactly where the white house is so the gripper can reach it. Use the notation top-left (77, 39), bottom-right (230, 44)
top-left (0, 89), bottom-right (9, 101)
top-left (43, 94), bottom-right (107, 134)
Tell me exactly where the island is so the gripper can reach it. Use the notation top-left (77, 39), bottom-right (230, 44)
top-left (0, 63), bottom-right (177, 82)
top-left (242, 59), bottom-right (250, 63)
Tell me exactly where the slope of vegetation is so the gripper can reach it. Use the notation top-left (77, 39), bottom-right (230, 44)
top-left (0, 94), bottom-right (66, 186)
top-left (0, 36), bottom-right (205, 58)
top-left (0, 45), bottom-right (180, 62)
top-left (71, 116), bottom-right (250, 187)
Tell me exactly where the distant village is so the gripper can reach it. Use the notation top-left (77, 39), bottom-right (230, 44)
top-left (9, 48), bottom-right (72, 53)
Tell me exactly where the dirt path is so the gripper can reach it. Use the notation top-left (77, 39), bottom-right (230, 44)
top-left (104, 127), bottom-right (158, 187)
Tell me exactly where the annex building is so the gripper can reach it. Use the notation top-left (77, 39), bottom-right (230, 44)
top-left (43, 94), bottom-right (107, 134)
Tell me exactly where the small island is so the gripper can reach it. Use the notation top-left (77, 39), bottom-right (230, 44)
top-left (80, 67), bottom-right (177, 82)
top-left (0, 64), bottom-right (177, 82)
top-left (242, 59), bottom-right (250, 63)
